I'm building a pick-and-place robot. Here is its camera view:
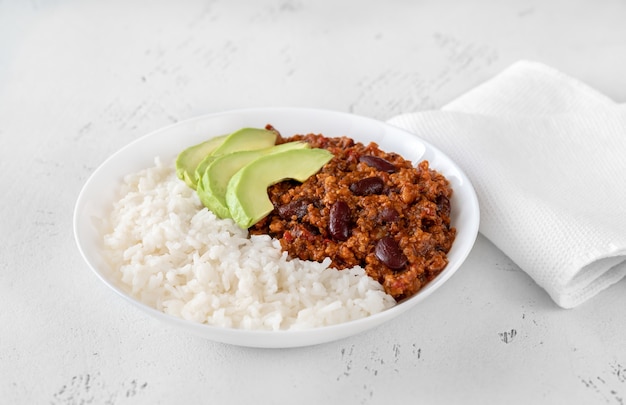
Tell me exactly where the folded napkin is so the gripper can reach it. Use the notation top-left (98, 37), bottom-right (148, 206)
top-left (388, 60), bottom-right (626, 308)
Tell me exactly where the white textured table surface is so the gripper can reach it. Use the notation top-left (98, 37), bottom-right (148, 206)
top-left (2, 1), bottom-right (626, 404)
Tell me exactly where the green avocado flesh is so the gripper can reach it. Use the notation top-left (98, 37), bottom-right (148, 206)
top-left (225, 148), bottom-right (334, 229)
top-left (175, 134), bottom-right (227, 189)
top-left (196, 141), bottom-right (310, 219)
top-left (175, 127), bottom-right (334, 228)
top-left (193, 128), bottom-right (277, 185)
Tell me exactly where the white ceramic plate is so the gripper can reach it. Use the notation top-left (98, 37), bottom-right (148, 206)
top-left (74, 107), bottom-right (479, 348)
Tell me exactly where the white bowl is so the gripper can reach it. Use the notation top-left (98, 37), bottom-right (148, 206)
top-left (73, 107), bottom-right (479, 348)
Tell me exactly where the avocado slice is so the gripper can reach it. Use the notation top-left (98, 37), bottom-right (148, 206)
top-left (225, 148), bottom-right (334, 229)
top-left (175, 134), bottom-right (228, 189)
top-left (197, 141), bottom-right (310, 219)
top-left (193, 127), bottom-right (278, 184)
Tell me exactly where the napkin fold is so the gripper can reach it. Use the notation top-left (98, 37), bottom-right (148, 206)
top-left (388, 60), bottom-right (626, 308)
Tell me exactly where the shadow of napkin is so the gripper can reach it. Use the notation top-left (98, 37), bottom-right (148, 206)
top-left (388, 60), bottom-right (626, 308)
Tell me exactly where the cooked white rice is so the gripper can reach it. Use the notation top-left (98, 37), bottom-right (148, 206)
top-left (103, 157), bottom-right (395, 330)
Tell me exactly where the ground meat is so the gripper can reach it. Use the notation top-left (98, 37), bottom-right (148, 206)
top-left (249, 130), bottom-right (456, 301)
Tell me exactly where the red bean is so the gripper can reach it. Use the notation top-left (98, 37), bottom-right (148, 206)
top-left (329, 201), bottom-right (351, 241)
top-left (436, 194), bottom-right (451, 218)
top-left (375, 236), bottom-right (407, 270)
top-left (277, 198), bottom-right (311, 219)
top-left (350, 176), bottom-right (384, 195)
top-left (359, 155), bottom-right (397, 173)
top-left (378, 207), bottom-right (400, 223)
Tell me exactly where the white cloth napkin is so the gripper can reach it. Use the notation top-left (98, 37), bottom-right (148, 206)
top-left (388, 60), bottom-right (626, 308)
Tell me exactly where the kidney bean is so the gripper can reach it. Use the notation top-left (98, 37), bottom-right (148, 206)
top-left (436, 194), bottom-right (451, 218)
top-left (350, 176), bottom-right (384, 196)
top-left (378, 207), bottom-right (400, 223)
top-left (375, 236), bottom-right (407, 270)
top-left (329, 201), bottom-right (351, 241)
top-left (277, 198), bottom-right (311, 219)
top-left (359, 155), bottom-right (397, 173)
